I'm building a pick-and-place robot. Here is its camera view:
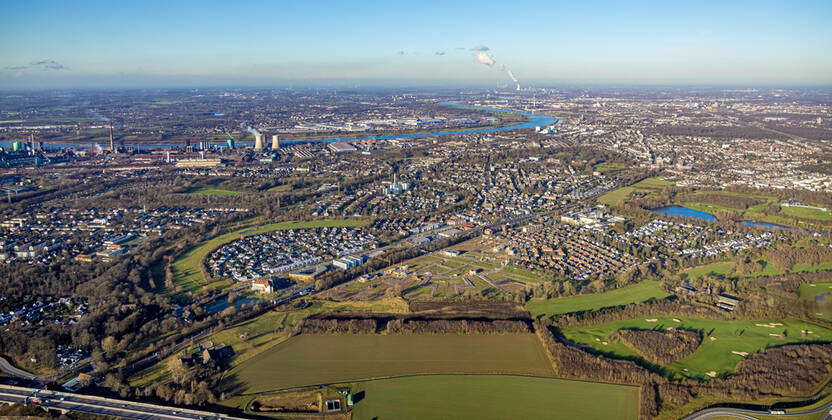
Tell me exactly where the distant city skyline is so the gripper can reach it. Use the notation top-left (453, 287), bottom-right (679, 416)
top-left (1, 0), bottom-right (831, 89)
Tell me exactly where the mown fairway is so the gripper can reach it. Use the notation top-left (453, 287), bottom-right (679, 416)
top-left (350, 375), bottom-right (639, 420)
top-left (526, 281), bottom-right (669, 317)
top-left (561, 317), bottom-right (832, 379)
top-left (799, 282), bottom-right (832, 321)
top-left (226, 333), bottom-right (555, 393)
top-left (779, 205), bottom-right (831, 221)
top-left (171, 218), bottom-right (367, 292)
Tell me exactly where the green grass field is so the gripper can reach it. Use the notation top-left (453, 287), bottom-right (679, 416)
top-left (171, 219), bottom-right (367, 293)
top-left (561, 317), bottom-right (832, 380)
top-left (183, 187), bottom-right (238, 196)
top-left (780, 205), bottom-right (831, 221)
top-left (681, 261), bottom-right (737, 281)
top-left (594, 162), bottom-right (629, 172)
top-left (350, 375), bottom-right (639, 420)
top-left (526, 281), bottom-right (669, 317)
top-left (677, 191), bottom-right (831, 230)
top-left (225, 333), bottom-right (555, 394)
top-left (598, 177), bottom-right (674, 206)
top-left (799, 282), bottom-right (832, 322)
top-left (681, 259), bottom-right (829, 282)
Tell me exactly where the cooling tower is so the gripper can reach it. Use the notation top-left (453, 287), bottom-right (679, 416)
top-left (254, 134), bottom-right (264, 150)
top-left (271, 134), bottom-right (280, 149)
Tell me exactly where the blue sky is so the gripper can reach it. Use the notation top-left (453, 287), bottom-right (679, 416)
top-left (1, 0), bottom-right (830, 88)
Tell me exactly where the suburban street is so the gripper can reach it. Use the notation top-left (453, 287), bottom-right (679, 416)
top-left (0, 384), bottom-right (243, 420)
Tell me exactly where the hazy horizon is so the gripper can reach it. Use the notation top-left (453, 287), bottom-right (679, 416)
top-left (2, 0), bottom-right (831, 90)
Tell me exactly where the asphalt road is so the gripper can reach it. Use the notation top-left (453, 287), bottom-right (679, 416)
top-left (682, 401), bottom-right (832, 420)
top-left (0, 384), bottom-right (243, 420)
top-left (0, 356), bottom-right (36, 381)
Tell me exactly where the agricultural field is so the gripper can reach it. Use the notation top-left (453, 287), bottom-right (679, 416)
top-left (561, 317), bottom-right (832, 380)
top-left (799, 282), bottom-right (832, 322)
top-left (224, 333), bottom-right (555, 394)
top-left (170, 218), bottom-right (367, 293)
top-left (183, 187), bottom-right (238, 196)
top-left (350, 375), bottom-right (639, 420)
top-left (526, 281), bottom-right (669, 317)
top-left (129, 298), bottom-right (409, 387)
top-left (322, 237), bottom-right (550, 301)
top-left (598, 177), bottom-right (674, 206)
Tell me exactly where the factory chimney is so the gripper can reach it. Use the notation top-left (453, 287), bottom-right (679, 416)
top-left (109, 125), bottom-right (115, 151)
top-left (271, 134), bottom-right (280, 150)
top-left (254, 133), bottom-right (264, 150)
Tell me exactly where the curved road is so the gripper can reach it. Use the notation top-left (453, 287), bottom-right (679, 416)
top-left (0, 356), bottom-right (36, 381)
top-left (683, 402), bottom-right (832, 420)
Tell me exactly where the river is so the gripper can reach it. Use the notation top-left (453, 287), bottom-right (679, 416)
top-left (9, 102), bottom-right (558, 150)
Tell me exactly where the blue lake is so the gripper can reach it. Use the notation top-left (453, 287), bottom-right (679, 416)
top-left (653, 206), bottom-right (792, 230)
top-left (741, 221), bottom-right (790, 230)
top-left (652, 206), bottom-right (717, 221)
top-left (6, 101), bottom-right (558, 150)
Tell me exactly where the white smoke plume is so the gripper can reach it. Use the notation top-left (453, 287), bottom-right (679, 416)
top-left (505, 68), bottom-right (518, 83)
top-left (470, 46), bottom-right (520, 89)
top-left (246, 126), bottom-right (261, 137)
top-left (474, 52), bottom-right (496, 67)
top-left (89, 109), bottom-right (110, 122)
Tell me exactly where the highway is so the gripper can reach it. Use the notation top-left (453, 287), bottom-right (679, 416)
top-left (0, 384), bottom-right (244, 420)
top-left (682, 401), bottom-right (832, 420)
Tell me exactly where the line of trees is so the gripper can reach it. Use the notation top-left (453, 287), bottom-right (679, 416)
top-left (298, 314), bottom-right (531, 335)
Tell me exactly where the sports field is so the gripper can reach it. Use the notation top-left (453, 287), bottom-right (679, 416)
top-left (350, 375), bottom-right (639, 420)
top-left (171, 219), bottom-right (367, 293)
top-left (526, 281), bottom-right (669, 317)
top-left (225, 333), bottom-right (555, 393)
top-left (561, 317), bottom-right (832, 379)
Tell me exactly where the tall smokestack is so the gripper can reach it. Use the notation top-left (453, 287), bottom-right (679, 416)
top-left (109, 125), bottom-right (114, 151)
top-left (271, 134), bottom-right (280, 150)
top-left (254, 134), bottom-right (263, 150)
